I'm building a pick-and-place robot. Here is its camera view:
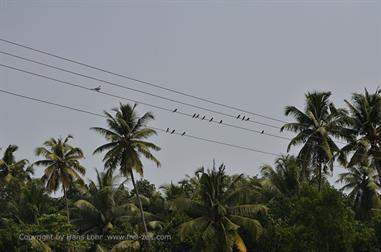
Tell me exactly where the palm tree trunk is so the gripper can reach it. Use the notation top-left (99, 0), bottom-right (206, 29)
top-left (317, 162), bottom-right (322, 192)
top-left (129, 170), bottom-right (149, 237)
top-left (375, 165), bottom-right (381, 185)
top-left (63, 186), bottom-right (70, 222)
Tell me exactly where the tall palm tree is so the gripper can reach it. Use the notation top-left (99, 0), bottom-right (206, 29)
top-left (337, 164), bottom-right (381, 220)
top-left (91, 103), bottom-right (161, 237)
top-left (339, 88), bottom-right (381, 184)
top-left (260, 155), bottom-right (302, 196)
top-left (281, 91), bottom-right (351, 191)
top-left (174, 164), bottom-right (267, 252)
top-left (34, 135), bottom-right (85, 222)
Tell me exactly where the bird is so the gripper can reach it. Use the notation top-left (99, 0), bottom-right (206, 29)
top-left (173, 109), bottom-right (177, 112)
top-left (171, 129), bottom-right (175, 134)
top-left (192, 113), bottom-right (196, 118)
top-left (261, 130), bottom-right (265, 134)
top-left (166, 128), bottom-right (169, 133)
top-left (246, 117), bottom-right (250, 121)
top-left (195, 114), bottom-right (200, 118)
top-left (237, 114), bottom-right (241, 119)
top-left (181, 132), bottom-right (186, 136)
top-left (202, 116), bottom-right (205, 120)
top-left (219, 120), bottom-right (223, 124)
top-left (242, 116), bottom-right (245, 121)
top-left (91, 85), bottom-right (101, 91)
top-left (209, 117), bottom-right (213, 122)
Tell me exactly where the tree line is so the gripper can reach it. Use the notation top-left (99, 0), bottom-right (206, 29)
top-left (1, 89), bottom-right (381, 251)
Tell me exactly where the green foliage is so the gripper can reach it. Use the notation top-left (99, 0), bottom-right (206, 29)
top-left (173, 163), bottom-right (267, 252)
top-left (258, 185), bottom-right (377, 252)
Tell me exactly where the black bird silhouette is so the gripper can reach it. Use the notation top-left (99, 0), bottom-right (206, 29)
top-left (219, 120), bottom-right (223, 124)
top-left (181, 132), bottom-right (186, 136)
top-left (173, 109), bottom-right (177, 112)
top-left (237, 114), bottom-right (241, 119)
top-left (209, 117), bottom-right (213, 122)
top-left (91, 85), bottom-right (101, 91)
top-left (171, 129), bottom-right (175, 134)
top-left (242, 116), bottom-right (245, 121)
top-left (192, 113), bottom-right (196, 118)
top-left (195, 114), bottom-right (200, 118)
top-left (166, 128), bottom-right (169, 132)
top-left (261, 130), bottom-right (265, 134)
top-left (202, 116), bottom-right (205, 120)
top-left (246, 117), bottom-right (250, 121)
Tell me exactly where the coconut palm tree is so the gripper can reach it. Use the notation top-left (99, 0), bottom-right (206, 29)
top-left (260, 155), bottom-right (302, 196)
top-left (91, 103), bottom-right (161, 237)
top-left (0, 145), bottom-right (33, 215)
top-left (72, 169), bottom-right (137, 235)
top-left (281, 91), bottom-right (352, 191)
top-left (34, 135), bottom-right (85, 222)
top-left (0, 145), bottom-right (32, 184)
top-left (338, 88), bottom-right (381, 184)
top-left (337, 164), bottom-right (381, 220)
top-left (9, 179), bottom-right (49, 224)
top-left (173, 164), bottom-right (267, 252)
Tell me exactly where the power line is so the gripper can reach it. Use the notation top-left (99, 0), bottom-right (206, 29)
top-left (0, 39), bottom-right (352, 147)
top-left (0, 37), bottom-right (288, 124)
top-left (0, 63), bottom-right (350, 148)
top-left (0, 57), bottom-right (281, 130)
top-left (0, 50), bottom-right (349, 146)
top-left (0, 63), bottom-right (290, 142)
top-left (0, 89), bottom-right (279, 157)
top-left (0, 88), bottom-right (349, 170)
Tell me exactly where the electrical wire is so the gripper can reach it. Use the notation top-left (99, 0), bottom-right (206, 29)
top-left (0, 88), bottom-right (350, 170)
top-left (0, 63), bottom-right (290, 142)
top-left (0, 37), bottom-right (288, 124)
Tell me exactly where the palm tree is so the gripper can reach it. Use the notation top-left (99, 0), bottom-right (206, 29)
top-left (72, 169), bottom-right (137, 235)
top-left (34, 135), bottom-right (86, 222)
top-left (0, 145), bottom-right (32, 184)
top-left (339, 88), bottom-right (381, 184)
top-left (260, 155), bottom-right (302, 196)
top-left (0, 145), bottom-right (33, 214)
top-left (337, 164), bottom-right (381, 220)
top-left (281, 91), bottom-right (351, 191)
top-left (91, 103), bottom-right (161, 237)
top-left (173, 164), bottom-right (266, 252)
top-left (9, 179), bottom-right (49, 224)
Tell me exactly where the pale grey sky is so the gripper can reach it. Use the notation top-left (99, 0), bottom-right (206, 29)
top-left (1, 0), bottom-right (380, 189)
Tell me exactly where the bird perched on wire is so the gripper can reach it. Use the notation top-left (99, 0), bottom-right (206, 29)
top-left (195, 114), bottom-right (200, 118)
top-left (166, 128), bottom-right (169, 133)
top-left (202, 116), bottom-right (205, 120)
top-left (261, 130), bottom-right (264, 134)
top-left (171, 129), bottom-right (175, 134)
top-left (219, 120), bottom-right (223, 124)
top-left (242, 116), bottom-right (245, 121)
top-left (91, 85), bottom-right (101, 92)
top-left (246, 117), bottom-right (250, 121)
top-left (173, 108), bottom-right (177, 112)
top-left (209, 117), bottom-right (213, 122)
top-left (181, 132), bottom-right (186, 136)
top-left (237, 114), bottom-right (241, 119)
top-left (192, 113), bottom-right (196, 118)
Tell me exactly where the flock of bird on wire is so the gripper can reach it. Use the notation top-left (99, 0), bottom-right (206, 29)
top-left (90, 85), bottom-right (266, 137)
